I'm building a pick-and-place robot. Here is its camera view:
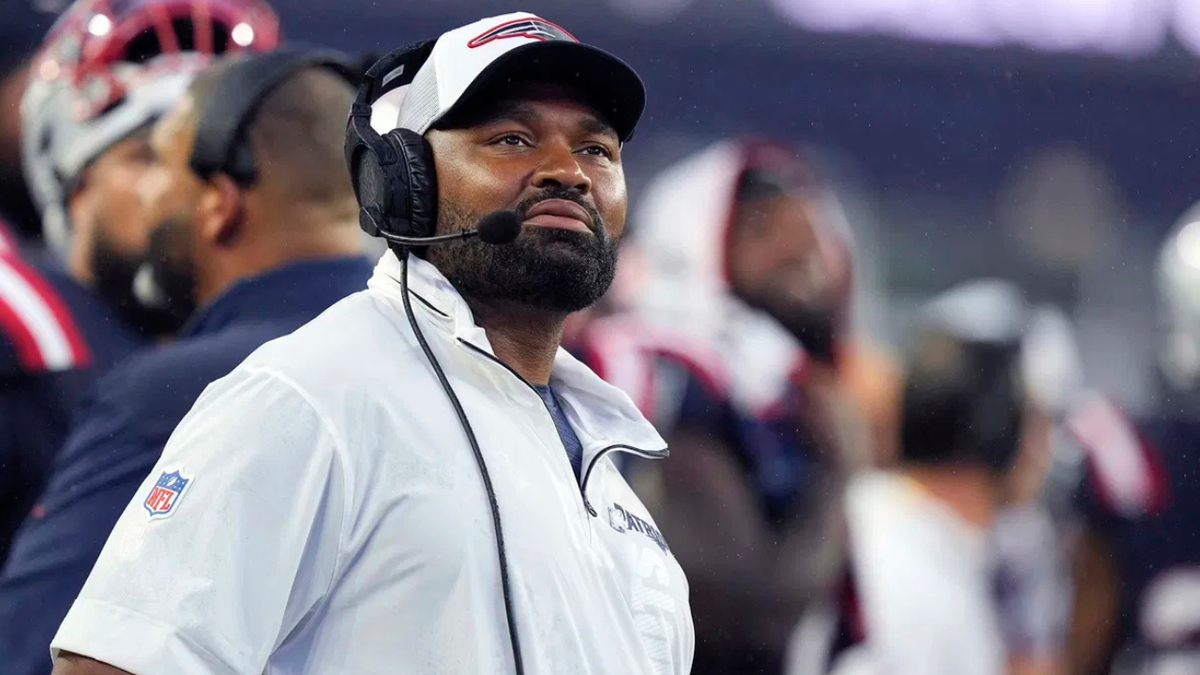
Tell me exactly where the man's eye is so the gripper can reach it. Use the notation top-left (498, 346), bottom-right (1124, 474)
top-left (498, 135), bottom-right (528, 146)
top-left (582, 145), bottom-right (612, 158)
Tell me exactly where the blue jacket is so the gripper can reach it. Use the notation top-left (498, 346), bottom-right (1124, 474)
top-left (0, 255), bottom-right (372, 675)
top-left (0, 239), bottom-right (146, 567)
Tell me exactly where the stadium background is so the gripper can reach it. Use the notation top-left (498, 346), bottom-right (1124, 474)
top-left (0, 0), bottom-right (1194, 673)
top-left (6, 1), bottom-right (1196, 419)
top-left (9, 0), bottom-right (1174, 412)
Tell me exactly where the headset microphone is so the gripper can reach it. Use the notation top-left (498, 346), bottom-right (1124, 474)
top-left (374, 209), bottom-right (523, 247)
top-left (476, 210), bottom-right (523, 245)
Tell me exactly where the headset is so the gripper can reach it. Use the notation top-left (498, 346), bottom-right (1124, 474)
top-left (345, 43), bottom-right (526, 675)
top-left (190, 47), bottom-right (359, 186)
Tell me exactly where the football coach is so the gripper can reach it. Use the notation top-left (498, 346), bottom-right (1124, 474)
top-left (50, 11), bottom-right (694, 675)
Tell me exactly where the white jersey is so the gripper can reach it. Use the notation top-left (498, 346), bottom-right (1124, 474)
top-left (52, 251), bottom-right (695, 675)
top-left (787, 471), bottom-right (1005, 675)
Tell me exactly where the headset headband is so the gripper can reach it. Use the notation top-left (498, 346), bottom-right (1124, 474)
top-left (191, 47), bottom-right (358, 185)
top-left (346, 40), bottom-right (438, 170)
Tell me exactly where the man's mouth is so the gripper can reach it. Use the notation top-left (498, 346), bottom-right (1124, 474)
top-left (522, 199), bottom-right (594, 234)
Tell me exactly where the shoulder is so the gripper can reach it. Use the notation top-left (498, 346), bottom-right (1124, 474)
top-left (0, 249), bottom-right (90, 376)
top-left (211, 289), bottom-right (434, 449)
top-left (578, 313), bottom-right (731, 427)
top-left (1063, 394), bottom-right (1170, 519)
top-left (242, 289), bottom-right (420, 386)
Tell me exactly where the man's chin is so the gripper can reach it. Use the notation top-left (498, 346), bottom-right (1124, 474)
top-left (436, 231), bottom-right (617, 315)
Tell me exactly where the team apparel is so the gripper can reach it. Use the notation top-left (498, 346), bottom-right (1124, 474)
top-left (787, 471), bottom-right (1007, 675)
top-left (0, 223), bottom-right (146, 568)
top-left (52, 251), bottom-right (694, 675)
top-left (1066, 394), bottom-right (1200, 674)
top-left (1, 257), bottom-right (368, 675)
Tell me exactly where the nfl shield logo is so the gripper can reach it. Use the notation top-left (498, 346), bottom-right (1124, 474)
top-left (143, 470), bottom-right (192, 519)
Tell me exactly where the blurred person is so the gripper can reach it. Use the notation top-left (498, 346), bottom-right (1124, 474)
top-left (580, 139), bottom-right (878, 675)
top-left (0, 0), bottom-right (278, 567)
top-left (0, 215), bottom-right (94, 567)
top-left (0, 52), bottom-right (369, 675)
top-left (991, 307), bottom-right (1084, 675)
top-left (50, 13), bottom-right (693, 675)
top-left (1060, 200), bottom-right (1200, 675)
top-left (788, 280), bottom-right (1050, 675)
top-left (0, 1), bottom-right (56, 237)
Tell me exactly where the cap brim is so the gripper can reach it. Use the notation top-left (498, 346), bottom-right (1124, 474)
top-left (440, 41), bottom-right (646, 143)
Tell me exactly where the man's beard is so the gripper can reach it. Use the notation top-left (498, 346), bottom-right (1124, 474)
top-left (135, 215), bottom-right (199, 334)
top-left (425, 188), bottom-right (620, 314)
top-left (90, 229), bottom-right (182, 337)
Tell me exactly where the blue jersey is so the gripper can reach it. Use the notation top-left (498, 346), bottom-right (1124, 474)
top-left (1065, 395), bottom-right (1200, 673)
top-left (0, 256), bottom-right (371, 675)
top-left (0, 232), bottom-right (146, 567)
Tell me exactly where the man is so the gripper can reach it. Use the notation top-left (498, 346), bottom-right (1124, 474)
top-left (789, 280), bottom-right (1053, 675)
top-left (50, 12), bottom-right (693, 675)
top-left (1062, 200), bottom-right (1200, 675)
top-left (2, 55), bottom-right (370, 675)
top-left (0, 215), bottom-right (95, 567)
top-left (0, 0), bottom-right (279, 564)
top-left (579, 139), bottom-right (879, 675)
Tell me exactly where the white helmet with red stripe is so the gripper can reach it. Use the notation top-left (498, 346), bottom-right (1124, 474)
top-left (21, 0), bottom-right (280, 256)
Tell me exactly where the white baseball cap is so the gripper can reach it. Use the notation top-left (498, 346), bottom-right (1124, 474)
top-left (381, 12), bottom-right (646, 142)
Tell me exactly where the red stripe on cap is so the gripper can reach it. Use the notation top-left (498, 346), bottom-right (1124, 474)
top-left (467, 17), bottom-right (578, 48)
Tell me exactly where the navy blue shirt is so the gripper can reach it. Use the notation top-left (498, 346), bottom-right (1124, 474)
top-left (666, 357), bottom-right (816, 526)
top-left (534, 384), bottom-right (584, 478)
top-left (0, 248), bottom-right (146, 568)
top-left (0, 256), bottom-right (370, 675)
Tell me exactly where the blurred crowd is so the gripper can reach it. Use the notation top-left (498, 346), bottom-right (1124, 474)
top-left (2, 1), bottom-right (1199, 675)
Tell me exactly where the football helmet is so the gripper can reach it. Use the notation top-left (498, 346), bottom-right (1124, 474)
top-left (21, 0), bottom-right (280, 255)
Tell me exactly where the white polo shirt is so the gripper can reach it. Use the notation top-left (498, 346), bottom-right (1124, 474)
top-left (51, 251), bottom-right (695, 675)
top-left (785, 471), bottom-right (1005, 675)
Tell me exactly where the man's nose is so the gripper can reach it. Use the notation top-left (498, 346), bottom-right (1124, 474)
top-left (530, 145), bottom-right (591, 194)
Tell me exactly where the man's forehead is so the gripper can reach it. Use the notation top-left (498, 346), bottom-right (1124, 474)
top-left (442, 81), bottom-right (617, 136)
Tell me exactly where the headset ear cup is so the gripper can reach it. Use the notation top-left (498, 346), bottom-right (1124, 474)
top-left (352, 145), bottom-right (392, 234)
top-left (386, 128), bottom-right (438, 239)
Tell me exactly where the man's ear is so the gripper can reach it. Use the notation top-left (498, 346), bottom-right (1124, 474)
top-left (196, 174), bottom-right (244, 247)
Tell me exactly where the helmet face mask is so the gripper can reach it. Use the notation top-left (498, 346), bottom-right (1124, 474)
top-left (21, 0), bottom-right (280, 255)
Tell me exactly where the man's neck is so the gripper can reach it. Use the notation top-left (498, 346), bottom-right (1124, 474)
top-left (902, 465), bottom-right (999, 529)
top-left (195, 219), bottom-right (361, 307)
top-left (464, 296), bottom-right (566, 386)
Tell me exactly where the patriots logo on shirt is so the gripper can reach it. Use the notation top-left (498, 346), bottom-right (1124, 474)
top-left (608, 503), bottom-right (670, 553)
top-left (467, 18), bottom-right (577, 49)
top-left (143, 470), bottom-right (192, 519)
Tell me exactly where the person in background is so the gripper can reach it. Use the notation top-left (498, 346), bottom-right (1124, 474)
top-left (0, 0), bottom-right (279, 569)
top-left (0, 52), bottom-right (369, 675)
top-left (1062, 200), bottom-right (1200, 675)
top-left (990, 306), bottom-right (1082, 675)
top-left (581, 138), bottom-right (880, 675)
top-left (789, 280), bottom-right (1053, 675)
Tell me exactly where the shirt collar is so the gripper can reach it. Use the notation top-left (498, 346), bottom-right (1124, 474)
top-left (181, 256), bottom-right (372, 338)
top-left (369, 249), bottom-right (667, 455)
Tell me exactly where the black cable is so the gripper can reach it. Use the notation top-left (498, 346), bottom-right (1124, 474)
top-left (399, 252), bottom-right (525, 675)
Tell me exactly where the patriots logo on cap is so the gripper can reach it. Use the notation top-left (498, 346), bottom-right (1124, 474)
top-left (143, 469), bottom-right (192, 519)
top-left (467, 18), bottom-right (577, 49)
